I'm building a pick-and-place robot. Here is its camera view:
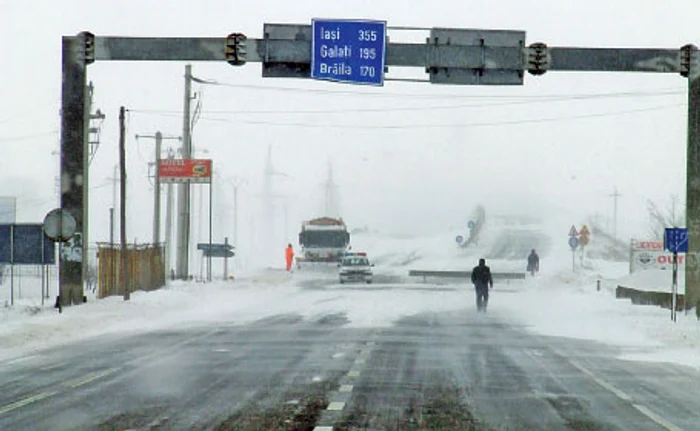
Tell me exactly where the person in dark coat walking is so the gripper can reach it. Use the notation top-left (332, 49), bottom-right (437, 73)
top-left (471, 258), bottom-right (493, 312)
top-left (527, 249), bottom-right (540, 276)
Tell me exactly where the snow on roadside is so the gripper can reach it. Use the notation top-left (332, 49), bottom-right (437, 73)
top-left (4, 223), bottom-right (700, 373)
top-left (0, 269), bottom-right (303, 362)
top-left (0, 268), bottom-right (471, 363)
top-left (500, 263), bottom-right (700, 370)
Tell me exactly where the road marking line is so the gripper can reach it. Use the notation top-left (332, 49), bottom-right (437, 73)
top-left (569, 360), bottom-right (681, 430)
top-left (347, 370), bottom-right (360, 378)
top-left (0, 355), bottom-right (39, 368)
top-left (40, 361), bottom-right (69, 372)
top-left (0, 391), bottom-right (57, 416)
top-left (327, 401), bottom-right (345, 411)
top-left (568, 360), bottom-right (632, 402)
top-left (354, 358), bottom-right (366, 365)
top-left (339, 384), bottom-right (354, 392)
top-left (632, 404), bottom-right (684, 431)
top-left (66, 367), bottom-right (119, 389)
top-left (313, 427), bottom-right (334, 431)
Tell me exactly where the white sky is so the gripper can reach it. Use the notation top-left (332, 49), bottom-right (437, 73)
top-left (1, 0), bottom-right (698, 267)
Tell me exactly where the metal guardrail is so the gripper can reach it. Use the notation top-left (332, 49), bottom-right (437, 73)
top-left (409, 270), bottom-right (526, 282)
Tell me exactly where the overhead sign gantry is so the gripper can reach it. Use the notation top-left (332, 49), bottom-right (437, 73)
top-left (59, 21), bottom-right (700, 311)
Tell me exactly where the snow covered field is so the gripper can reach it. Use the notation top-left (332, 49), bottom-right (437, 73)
top-left (2, 222), bottom-right (700, 372)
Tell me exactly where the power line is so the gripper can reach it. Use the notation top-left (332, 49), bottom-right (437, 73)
top-left (129, 88), bottom-right (684, 116)
top-left (200, 80), bottom-right (686, 101)
top-left (135, 103), bottom-right (683, 130)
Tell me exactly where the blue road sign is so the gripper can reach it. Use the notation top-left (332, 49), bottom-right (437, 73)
top-left (468, 220), bottom-right (475, 229)
top-left (664, 228), bottom-right (688, 253)
top-left (568, 236), bottom-right (579, 249)
top-left (311, 19), bottom-right (387, 85)
top-left (455, 235), bottom-right (464, 244)
top-left (0, 224), bottom-right (55, 264)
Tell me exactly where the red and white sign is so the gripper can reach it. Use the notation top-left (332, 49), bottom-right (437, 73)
top-left (630, 239), bottom-right (684, 272)
top-left (631, 240), bottom-right (664, 251)
top-left (158, 159), bottom-right (212, 183)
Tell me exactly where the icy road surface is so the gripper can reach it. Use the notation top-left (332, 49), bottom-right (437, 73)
top-left (2, 271), bottom-right (700, 430)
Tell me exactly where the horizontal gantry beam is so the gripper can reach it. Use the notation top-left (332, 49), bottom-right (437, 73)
top-left (91, 36), bottom-right (685, 75)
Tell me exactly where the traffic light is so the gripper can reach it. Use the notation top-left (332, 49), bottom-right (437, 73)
top-left (680, 44), bottom-right (696, 78)
top-left (80, 31), bottom-right (95, 65)
top-left (527, 42), bottom-right (548, 76)
top-left (226, 33), bottom-right (247, 66)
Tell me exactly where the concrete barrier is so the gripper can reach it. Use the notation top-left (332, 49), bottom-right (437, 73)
top-left (409, 270), bottom-right (526, 283)
top-left (616, 285), bottom-right (686, 310)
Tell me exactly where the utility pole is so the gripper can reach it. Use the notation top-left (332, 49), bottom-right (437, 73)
top-left (176, 64), bottom-right (193, 280)
top-left (154, 132), bottom-right (162, 245)
top-left (223, 236), bottom-right (230, 280)
top-left (59, 33), bottom-right (89, 307)
top-left (610, 187), bottom-right (622, 240)
top-left (234, 185), bottom-right (238, 256)
top-left (119, 107), bottom-right (129, 300)
top-left (165, 149), bottom-right (175, 277)
top-left (83, 82), bottom-right (92, 294)
top-left (109, 207), bottom-right (114, 295)
top-left (135, 132), bottom-right (180, 245)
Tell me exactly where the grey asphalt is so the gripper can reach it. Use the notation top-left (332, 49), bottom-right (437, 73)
top-left (1, 280), bottom-right (699, 430)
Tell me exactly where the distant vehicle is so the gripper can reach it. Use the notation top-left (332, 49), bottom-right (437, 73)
top-left (339, 252), bottom-right (374, 284)
top-left (297, 217), bottom-right (350, 267)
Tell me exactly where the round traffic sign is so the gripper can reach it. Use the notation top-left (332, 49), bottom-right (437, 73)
top-left (468, 220), bottom-right (475, 229)
top-left (43, 208), bottom-right (77, 242)
top-left (568, 236), bottom-right (579, 249)
top-left (456, 235), bottom-right (464, 244)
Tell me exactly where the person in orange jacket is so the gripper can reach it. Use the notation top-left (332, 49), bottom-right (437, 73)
top-left (285, 243), bottom-right (294, 272)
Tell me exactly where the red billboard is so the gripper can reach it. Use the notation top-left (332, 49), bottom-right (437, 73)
top-left (158, 159), bottom-right (212, 183)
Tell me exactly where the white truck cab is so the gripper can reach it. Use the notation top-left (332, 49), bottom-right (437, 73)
top-left (339, 252), bottom-right (374, 284)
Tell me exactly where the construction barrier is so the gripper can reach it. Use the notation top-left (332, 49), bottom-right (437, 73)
top-left (97, 243), bottom-right (165, 299)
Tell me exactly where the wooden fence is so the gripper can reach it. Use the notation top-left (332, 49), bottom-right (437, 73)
top-left (97, 244), bottom-right (165, 299)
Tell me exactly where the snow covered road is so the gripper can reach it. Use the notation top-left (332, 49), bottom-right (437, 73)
top-left (2, 271), bottom-right (700, 430)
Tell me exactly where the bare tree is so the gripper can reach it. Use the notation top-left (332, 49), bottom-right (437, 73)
top-left (647, 195), bottom-right (684, 240)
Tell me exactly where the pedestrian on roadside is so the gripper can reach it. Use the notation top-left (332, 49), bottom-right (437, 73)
top-left (471, 258), bottom-right (493, 312)
top-left (285, 243), bottom-right (295, 272)
top-left (527, 249), bottom-right (540, 276)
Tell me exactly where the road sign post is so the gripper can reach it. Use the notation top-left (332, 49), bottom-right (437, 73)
top-left (569, 236), bottom-right (579, 272)
top-left (664, 227), bottom-right (688, 321)
top-left (311, 19), bottom-right (387, 86)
